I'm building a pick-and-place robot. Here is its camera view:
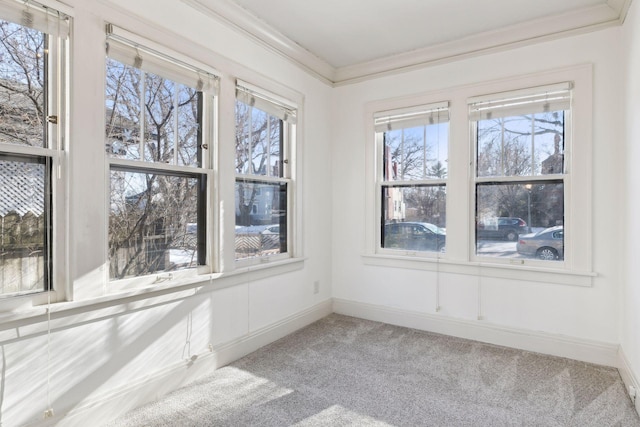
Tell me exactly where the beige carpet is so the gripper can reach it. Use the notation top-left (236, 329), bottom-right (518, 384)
top-left (107, 314), bottom-right (640, 426)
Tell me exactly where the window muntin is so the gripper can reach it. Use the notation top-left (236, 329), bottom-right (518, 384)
top-left (0, 5), bottom-right (68, 297)
top-left (382, 127), bottom-right (448, 182)
top-left (235, 100), bottom-right (282, 176)
top-left (476, 112), bottom-right (565, 178)
top-left (234, 84), bottom-right (295, 262)
top-left (106, 31), bottom-right (216, 282)
top-left (471, 84), bottom-right (569, 262)
top-left (376, 103), bottom-right (449, 254)
top-left (0, 20), bottom-right (46, 147)
top-left (105, 59), bottom-right (203, 167)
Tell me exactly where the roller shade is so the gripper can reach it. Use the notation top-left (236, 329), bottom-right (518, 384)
top-left (468, 82), bottom-right (572, 121)
top-left (374, 102), bottom-right (449, 132)
top-left (236, 81), bottom-right (297, 124)
top-left (106, 23), bottom-right (219, 94)
top-left (0, 0), bottom-right (70, 38)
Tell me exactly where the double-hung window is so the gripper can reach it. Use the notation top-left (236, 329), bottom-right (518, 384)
top-left (470, 83), bottom-right (571, 262)
top-left (105, 25), bottom-right (218, 285)
top-left (234, 82), bottom-right (296, 262)
top-left (0, 2), bottom-right (68, 296)
top-left (375, 103), bottom-right (449, 254)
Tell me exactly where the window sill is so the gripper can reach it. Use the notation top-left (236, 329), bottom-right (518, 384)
top-left (361, 254), bottom-right (596, 287)
top-left (0, 257), bottom-right (306, 326)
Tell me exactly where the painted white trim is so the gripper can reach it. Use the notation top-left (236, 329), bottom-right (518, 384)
top-left (28, 299), bottom-right (333, 427)
top-left (214, 299), bottom-right (332, 365)
top-left (180, 0), bottom-right (335, 85)
top-left (334, 4), bottom-right (621, 85)
top-left (618, 347), bottom-right (640, 416)
top-left (0, 257), bottom-right (306, 326)
top-left (363, 64), bottom-right (594, 283)
top-left (180, 0), bottom-right (630, 86)
top-left (361, 254), bottom-right (595, 287)
top-left (333, 298), bottom-right (619, 367)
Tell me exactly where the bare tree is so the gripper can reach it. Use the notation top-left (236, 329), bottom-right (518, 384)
top-left (0, 20), bottom-right (49, 293)
top-left (476, 113), bottom-right (564, 225)
top-left (106, 60), bottom-right (201, 279)
top-left (235, 100), bottom-right (281, 226)
top-left (0, 20), bottom-right (45, 146)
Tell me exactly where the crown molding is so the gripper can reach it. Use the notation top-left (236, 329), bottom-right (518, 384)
top-left (612, 0), bottom-right (634, 23)
top-left (182, 0), bottom-right (632, 87)
top-left (333, 3), bottom-right (625, 85)
top-left (180, 0), bottom-right (336, 85)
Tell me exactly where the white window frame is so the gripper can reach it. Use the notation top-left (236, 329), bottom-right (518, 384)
top-left (374, 102), bottom-right (450, 258)
top-left (469, 82), bottom-right (571, 267)
top-left (105, 24), bottom-right (220, 291)
top-left (364, 65), bottom-right (594, 286)
top-left (234, 80), bottom-right (297, 267)
top-left (0, 0), bottom-right (69, 307)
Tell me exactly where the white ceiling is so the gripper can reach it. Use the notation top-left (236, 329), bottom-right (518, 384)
top-left (183, 0), bottom-right (631, 84)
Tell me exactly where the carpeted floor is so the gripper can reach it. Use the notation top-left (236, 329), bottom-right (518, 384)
top-left (107, 314), bottom-right (640, 426)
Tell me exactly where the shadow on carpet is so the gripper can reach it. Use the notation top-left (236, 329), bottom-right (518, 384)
top-left (107, 314), bottom-right (640, 426)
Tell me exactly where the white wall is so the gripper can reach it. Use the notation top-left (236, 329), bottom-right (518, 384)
top-left (622, 0), bottom-right (640, 409)
top-left (331, 28), bottom-right (624, 347)
top-left (3, 0), bottom-right (637, 425)
top-left (1, 1), bottom-right (333, 426)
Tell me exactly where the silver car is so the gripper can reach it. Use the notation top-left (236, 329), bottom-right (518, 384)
top-left (516, 226), bottom-right (564, 260)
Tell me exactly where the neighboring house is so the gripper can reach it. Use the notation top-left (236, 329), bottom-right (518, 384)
top-left (235, 184), bottom-right (280, 224)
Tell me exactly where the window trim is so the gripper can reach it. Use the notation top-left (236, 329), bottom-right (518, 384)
top-left (104, 30), bottom-right (219, 289)
top-left (364, 64), bottom-right (594, 286)
top-left (372, 102), bottom-right (450, 259)
top-left (0, 3), bottom-right (69, 303)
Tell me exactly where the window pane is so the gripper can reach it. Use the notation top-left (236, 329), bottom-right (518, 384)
top-left (109, 169), bottom-right (203, 280)
top-left (477, 111), bottom-right (564, 177)
top-left (476, 181), bottom-right (564, 260)
top-left (235, 100), bottom-right (283, 177)
top-left (382, 185), bottom-right (446, 252)
top-left (235, 181), bottom-right (287, 260)
top-left (106, 59), bottom-right (202, 167)
top-left (0, 157), bottom-right (48, 294)
top-left (176, 85), bottom-right (200, 166)
top-left (106, 58), bottom-right (142, 159)
top-left (383, 122), bottom-right (448, 181)
top-left (0, 20), bottom-right (45, 147)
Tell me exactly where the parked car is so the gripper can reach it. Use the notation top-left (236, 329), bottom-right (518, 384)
top-left (261, 224), bottom-right (280, 235)
top-left (477, 217), bottom-right (528, 241)
top-left (383, 222), bottom-right (446, 252)
top-left (235, 225), bottom-right (268, 234)
top-left (516, 225), bottom-right (564, 260)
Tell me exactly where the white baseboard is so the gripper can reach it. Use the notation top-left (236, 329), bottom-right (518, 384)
top-left (212, 299), bottom-right (333, 368)
top-left (26, 297), bottom-right (629, 426)
top-left (618, 347), bottom-right (640, 416)
top-left (333, 298), bottom-right (619, 367)
top-left (33, 299), bottom-right (333, 427)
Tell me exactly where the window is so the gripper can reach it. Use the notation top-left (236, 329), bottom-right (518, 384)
top-left (375, 103), bottom-right (449, 254)
top-left (235, 82), bottom-right (296, 262)
top-left (0, 2), bottom-right (68, 296)
top-left (105, 25), bottom-right (218, 283)
top-left (470, 83), bottom-right (570, 262)
top-left (365, 66), bottom-right (592, 283)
